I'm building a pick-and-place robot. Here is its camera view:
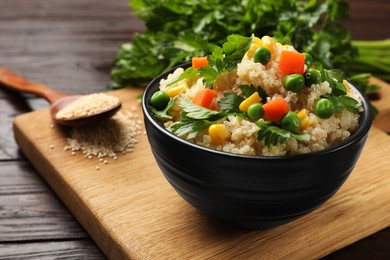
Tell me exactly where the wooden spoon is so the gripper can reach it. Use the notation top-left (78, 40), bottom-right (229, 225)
top-left (0, 67), bottom-right (122, 127)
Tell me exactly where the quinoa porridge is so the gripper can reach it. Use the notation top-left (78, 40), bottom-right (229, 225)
top-left (149, 35), bottom-right (363, 156)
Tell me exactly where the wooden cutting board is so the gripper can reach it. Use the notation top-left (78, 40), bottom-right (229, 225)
top-left (13, 79), bottom-right (390, 259)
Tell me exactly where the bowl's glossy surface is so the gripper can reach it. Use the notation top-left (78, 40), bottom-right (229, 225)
top-left (142, 64), bottom-right (373, 230)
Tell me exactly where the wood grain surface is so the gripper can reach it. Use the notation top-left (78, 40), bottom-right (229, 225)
top-left (11, 85), bottom-right (390, 259)
top-left (1, 0), bottom-right (389, 258)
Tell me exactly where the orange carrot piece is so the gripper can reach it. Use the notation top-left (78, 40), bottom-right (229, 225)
top-left (193, 88), bottom-right (215, 109)
top-left (192, 57), bottom-right (209, 69)
top-left (278, 51), bottom-right (305, 75)
top-left (263, 97), bottom-right (289, 121)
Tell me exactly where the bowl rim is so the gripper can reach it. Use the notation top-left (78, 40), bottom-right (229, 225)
top-left (142, 62), bottom-right (373, 161)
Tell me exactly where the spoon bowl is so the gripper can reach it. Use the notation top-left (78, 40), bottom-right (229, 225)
top-left (0, 67), bottom-right (122, 127)
top-left (51, 95), bottom-right (122, 127)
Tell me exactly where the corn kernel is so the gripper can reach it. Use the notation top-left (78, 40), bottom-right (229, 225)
top-left (166, 83), bottom-right (187, 97)
top-left (253, 36), bottom-right (262, 45)
top-left (297, 109), bottom-right (312, 130)
top-left (297, 108), bottom-right (309, 120)
top-left (261, 36), bottom-right (276, 54)
top-left (343, 79), bottom-right (350, 95)
top-left (300, 118), bottom-right (312, 131)
top-left (209, 124), bottom-right (229, 145)
top-left (247, 37), bottom-right (263, 59)
top-left (239, 92), bottom-right (262, 112)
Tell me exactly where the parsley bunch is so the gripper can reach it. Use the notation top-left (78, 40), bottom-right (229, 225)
top-left (112, 0), bottom-right (363, 89)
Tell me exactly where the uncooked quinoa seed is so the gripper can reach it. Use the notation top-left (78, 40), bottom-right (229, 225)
top-left (55, 93), bottom-right (120, 120)
top-left (64, 110), bottom-right (142, 161)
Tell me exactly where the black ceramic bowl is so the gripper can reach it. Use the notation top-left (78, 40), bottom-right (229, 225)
top-left (142, 63), bottom-right (373, 230)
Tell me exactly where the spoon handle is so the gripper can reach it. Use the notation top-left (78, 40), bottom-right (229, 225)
top-left (0, 67), bottom-right (68, 104)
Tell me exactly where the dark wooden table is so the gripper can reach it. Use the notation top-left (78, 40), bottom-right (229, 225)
top-left (0, 0), bottom-right (389, 258)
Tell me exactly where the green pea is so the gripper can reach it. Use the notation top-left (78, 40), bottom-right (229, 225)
top-left (280, 112), bottom-right (301, 133)
top-left (315, 98), bottom-right (335, 119)
top-left (283, 74), bottom-right (305, 93)
top-left (150, 91), bottom-right (170, 110)
top-left (303, 52), bottom-right (314, 67)
top-left (253, 47), bottom-right (271, 65)
top-left (247, 103), bottom-right (264, 120)
top-left (304, 68), bottom-right (322, 86)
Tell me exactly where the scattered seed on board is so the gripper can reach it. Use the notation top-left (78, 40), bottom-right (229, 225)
top-left (64, 109), bottom-right (143, 163)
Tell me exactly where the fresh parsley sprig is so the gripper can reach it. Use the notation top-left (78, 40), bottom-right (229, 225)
top-left (240, 84), bottom-right (268, 100)
top-left (169, 99), bottom-right (225, 140)
top-left (179, 99), bottom-right (221, 119)
top-left (149, 96), bottom-right (178, 121)
top-left (165, 35), bottom-right (253, 89)
top-left (170, 112), bottom-right (220, 140)
top-left (256, 121), bottom-right (310, 147)
top-left (311, 61), bottom-right (344, 89)
top-left (167, 67), bottom-right (198, 87)
top-left (217, 93), bottom-right (244, 114)
top-left (199, 34), bottom-right (252, 88)
top-left (170, 92), bottom-right (252, 140)
top-left (322, 94), bottom-right (360, 114)
top-left (221, 34), bottom-right (253, 71)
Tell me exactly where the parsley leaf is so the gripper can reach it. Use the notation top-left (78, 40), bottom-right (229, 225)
top-left (207, 46), bottom-right (225, 72)
top-left (332, 83), bottom-right (347, 96)
top-left (256, 121), bottom-right (310, 147)
top-left (217, 93), bottom-right (244, 114)
top-left (240, 84), bottom-right (268, 100)
top-left (169, 101), bottom-right (225, 140)
top-left (170, 112), bottom-right (208, 139)
top-left (179, 99), bottom-right (220, 119)
top-left (240, 85), bottom-right (256, 98)
top-left (337, 96), bottom-right (360, 114)
top-left (222, 34), bottom-right (253, 71)
top-left (170, 120), bottom-right (194, 138)
top-left (170, 113), bottom-right (220, 140)
top-left (198, 65), bottom-right (220, 88)
top-left (323, 94), bottom-right (360, 114)
top-left (167, 67), bottom-right (198, 87)
top-left (149, 96), bottom-right (177, 121)
top-left (312, 61), bottom-right (344, 89)
top-left (198, 35), bottom-right (252, 88)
